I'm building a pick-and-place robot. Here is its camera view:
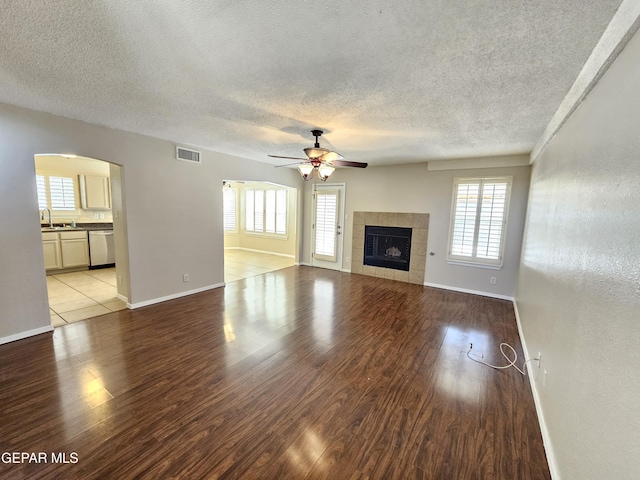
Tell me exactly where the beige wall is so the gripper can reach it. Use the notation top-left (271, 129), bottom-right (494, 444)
top-left (109, 163), bottom-right (131, 301)
top-left (0, 102), bottom-right (302, 342)
top-left (35, 154), bottom-right (114, 224)
top-left (303, 161), bottom-right (530, 298)
top-left (516, 28), bottom-right (640, 480)
top-left (224, 181), bottom-right (297, 257)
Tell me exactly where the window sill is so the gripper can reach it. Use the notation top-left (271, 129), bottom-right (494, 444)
top-left (245, 232), bottom-right (289, 240)
top-left (446, 259), bottom-right (502, 270)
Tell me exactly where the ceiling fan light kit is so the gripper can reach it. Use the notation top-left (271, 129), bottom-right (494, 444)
top-left (303, 147), bottom-right (329, 158)
top-left (297, 163), bottom-right (314, 180)
top-left (318, 164), bottom-right (335, 181)
top-left (270, 129), bottom-right (367, 182)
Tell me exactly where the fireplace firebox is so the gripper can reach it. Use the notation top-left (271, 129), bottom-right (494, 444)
top-left (363, 226), bottom-right (412, 271)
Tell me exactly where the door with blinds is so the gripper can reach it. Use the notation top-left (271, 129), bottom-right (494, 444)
top-left (312, 184), bottom-right (345, 270)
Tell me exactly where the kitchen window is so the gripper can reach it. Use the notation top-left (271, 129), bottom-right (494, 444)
top-left (36, 173), bottom-right (78, 213)
top-left (245, 188), bottom-right (287, 236)
top-left (447, 176), bottom-right (512, 268)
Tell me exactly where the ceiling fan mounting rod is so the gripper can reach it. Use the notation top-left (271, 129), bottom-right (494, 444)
top-left (310, 129), bottom-right (323, 148)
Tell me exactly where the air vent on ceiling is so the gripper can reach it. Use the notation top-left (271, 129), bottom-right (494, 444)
top-left (176, 146), bottom-right (201, 164)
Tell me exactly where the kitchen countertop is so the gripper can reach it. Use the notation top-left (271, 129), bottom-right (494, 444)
top-left (41, 223), bottom-right (113, 232)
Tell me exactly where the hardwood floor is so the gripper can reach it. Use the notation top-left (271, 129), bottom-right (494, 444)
top-left (0, 267), bottom-right (550, 479)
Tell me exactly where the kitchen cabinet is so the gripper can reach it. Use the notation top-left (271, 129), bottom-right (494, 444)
top-left (60, 231), bottom-right (89, 268)
top-left (42, 232), bottom-right (62, 270)
top-left (79, 175), bottom-right (111, 209)
top-left (42, 230), bottom-right (89, 271)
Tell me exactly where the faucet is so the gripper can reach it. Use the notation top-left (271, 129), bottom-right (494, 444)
top-left (41, 208), bottom-right (53, 228)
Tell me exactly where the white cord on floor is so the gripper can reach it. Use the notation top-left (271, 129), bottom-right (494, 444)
top-left (466, 342), bottom-right (539, 376)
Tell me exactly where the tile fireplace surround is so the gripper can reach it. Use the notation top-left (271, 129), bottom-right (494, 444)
top-left (351, 212), bottom-right (429, 284)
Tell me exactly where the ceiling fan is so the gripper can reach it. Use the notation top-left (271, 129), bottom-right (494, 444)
top-left (269, 129), bottom-right (368, 181)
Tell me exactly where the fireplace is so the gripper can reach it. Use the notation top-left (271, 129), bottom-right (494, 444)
top-left (351, 212), bottom-right (429, 284)
top-left (363, 226), bottom-right (412, 271)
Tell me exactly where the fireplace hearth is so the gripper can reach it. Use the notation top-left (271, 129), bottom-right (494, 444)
top-left (364, 226), bottom-right (412, 271)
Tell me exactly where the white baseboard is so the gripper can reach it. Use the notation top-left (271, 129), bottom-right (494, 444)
top-left (116, 293), bottom-right (128, 303)
top-left (127, 283), bottom-right (225, 309)
top-left (513, 300), bottom-right (560, 480)
top-left (423, 282), bottom-right (514, 301)
top-left (0, 324), bottom-right (54, 346)
top-left (298, 263), bottom-right (350, 273)
top-left (226, 247), bottom-right (295, 259)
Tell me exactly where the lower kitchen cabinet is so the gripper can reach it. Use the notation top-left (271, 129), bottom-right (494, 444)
top-left (60, 231), bottom-right (89, 268)
top-left (42, 232), bottom-right (62, 270)
top-left (42, 230), bottom-right (89, 271)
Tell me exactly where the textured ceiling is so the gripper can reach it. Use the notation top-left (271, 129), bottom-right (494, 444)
top-left (0, 1), bottom-right (623, 166)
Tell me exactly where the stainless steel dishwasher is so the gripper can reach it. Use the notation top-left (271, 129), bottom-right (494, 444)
top-left (88, 230), bottom-right (115, 268)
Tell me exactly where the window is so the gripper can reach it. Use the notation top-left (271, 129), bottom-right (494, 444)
top-left (447, 177), bottom-right (511, 267)
top-left (36, 174), bottom-right (48, 210)
top-left (223, 188), bottom-right (237, 232)
top-left (245, 188), bottom-right (287, 236)
top-left (49, 176), bottom-right (77, 210)
top-left (314, 189), bottom-right (339, 261)
top-left (36, 173), bottom-right (78, 213)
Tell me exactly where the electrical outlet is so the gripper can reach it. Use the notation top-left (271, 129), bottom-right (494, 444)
top-left (183, 274), bottom-right (189, 282)
top-left (543, 369), bottom-right (548, 387)
top-left (99, 213), bottom-right (105, 219)
top-left (490, 277), bottom-right (497, 285)
top-left (538, 352), bottom-right (542, 368)
top-left (117, 275), bottom-right (123, 286)
top-left (346, 256), bottom-right (351, 263)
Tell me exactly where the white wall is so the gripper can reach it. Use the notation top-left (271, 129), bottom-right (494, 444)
top-left (515, 28), bottom-right (640, 480)
top-left (302, 161), bottom-right (530, 298)
top-left (0, 102), bottom-right (301, 342)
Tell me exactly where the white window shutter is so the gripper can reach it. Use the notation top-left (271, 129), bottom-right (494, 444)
top-left (314, 190), bottom-right (338, 261)
top-left (245, 188), bottom-right (287, 236)
top-left (254, 190), bottom-right (264, 232)
top-left (245, 190), bottom-right (255, 231)
top-left (265, 190), bottom-right (276, 233)
top-left (36, 174), bottom-right (48, 210)
top-left (451, 181), bottom-right (480, 257)
top-left (448, 177), bottom-right (511, 266)
top-left (275, 190), bottom-right (287, 235)
top-left (223, 189), bottom-right (236, 231)
top-left (49, 176), bottom-right (76, 211)
top-left (476, 182), bottom-right (507, 260)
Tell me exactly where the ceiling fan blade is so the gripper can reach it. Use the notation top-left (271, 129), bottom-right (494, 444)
top-left (318, 151), bottom-right (344, 162)
top-left (268, 155), bottom-right (308, 160)
top-left (330, 159), bottom-right (368, 168)
top-left (274, 162), bottom-right (304, 168)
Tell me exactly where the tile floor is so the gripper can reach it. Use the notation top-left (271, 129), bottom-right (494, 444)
top-left (47, 252), bottom-right (295, 327)
top-left (47, 268), bottom-right (126, 327)
top-left (224, 250), bottom-right (295, 283)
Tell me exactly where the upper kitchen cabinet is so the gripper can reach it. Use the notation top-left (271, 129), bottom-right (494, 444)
top-left (80, 175), bottom-right (111, 210)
